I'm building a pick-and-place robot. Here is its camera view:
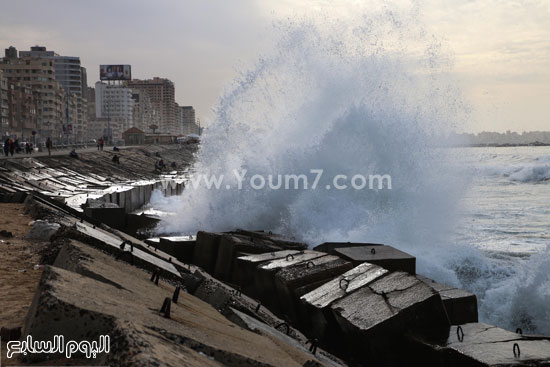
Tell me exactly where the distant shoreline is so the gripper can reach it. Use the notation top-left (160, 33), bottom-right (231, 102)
top-left (455, 142), bottom-right (550, 148)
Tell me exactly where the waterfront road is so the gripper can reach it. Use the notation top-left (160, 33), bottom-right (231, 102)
top-left (0, 145), bottom-right (137, 159)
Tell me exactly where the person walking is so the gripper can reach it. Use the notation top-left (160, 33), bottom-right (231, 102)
top-left (9, 139), bottom-right (15, 157)
top-left (46, 137), bottom-right (52, 156)
top-left (100, 138), bottom-right (104, 151)
top-left (3, 138), bottom-right (9, 157)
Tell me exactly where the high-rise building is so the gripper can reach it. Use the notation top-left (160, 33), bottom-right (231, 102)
top-left (131, 89), bottom-right (160, 133)
top-left (178, 105), bottom-right (198, 135)
top-left (128, 77), bottom-right (177, 134)
top-left (95, 81), bottom-right (135, 142)
top-left (20, 46), bottom-right (88, 142)
top-left (0, 70), bottom-right (9, 136)
top-left (0, 46), bottom-right (65, 141)
top-left (7, 80), bottom-right (37, 139)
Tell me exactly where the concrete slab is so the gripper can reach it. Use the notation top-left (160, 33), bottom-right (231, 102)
top-left (159, 236), bottom-right (196, 263)
top-left (214, 234), bottom-right (281, 281)
top-left (273, 255), bottom-right (353, 323)
top-left (233, 250), bottom-right (301, 295)
top-left (229, 308), bottom-right (348, 367)
top-left (299, 263), bottom-right (388, 340)
top-left (252, 251), bottom-right (326, 313)
top-left (313, 242), bottom-right (384, 253)
top-left (232, 229), bottom-right (308, 250)
top-left (83, 207), bottom-right (126, 229)
top-left (333, 245), bottom-right (416, 274)
top-left (193, 231), bottom-right (223, 273)
top-left (74, 222), bottom-right (181, 278)
top-left (329, 271), bottom-right (449, 364)
top-left (413, 323), bottom-right (550, 366)
top-left (418, 275), bottom-right (478, 325)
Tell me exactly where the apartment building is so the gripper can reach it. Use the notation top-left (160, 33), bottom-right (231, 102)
top-left (128, 77), bottom-right (177, 134)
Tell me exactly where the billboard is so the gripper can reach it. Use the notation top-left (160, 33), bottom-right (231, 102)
top-left (99, 65), bottom-right (131, 81)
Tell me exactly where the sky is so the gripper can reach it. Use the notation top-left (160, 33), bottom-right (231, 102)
top-left (0, 0), bottom-right (548, 133)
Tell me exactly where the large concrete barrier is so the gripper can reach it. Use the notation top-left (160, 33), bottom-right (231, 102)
top-left (273, 255), bottom-right (353, 323)
top-left (411, 323), bottom-right (550, 366)
top-left (213, 234), bottom-right (281, 281)
top-left (418, 275), bottom-right (478, 325)
top-left (328, 271), bottom-right (449, 364)
top-left (300, 263), bottom-right (389, 341)
top-left (251, 250), bottom-right (327, 314)
top-left (332, 244), bottom-right (416, 274)
top-left (193, 231), bottom-right (224, 273)
top-left (158, 236), bottom-right (196, 263)
top-left (233, 250), bottom-right (301, 298)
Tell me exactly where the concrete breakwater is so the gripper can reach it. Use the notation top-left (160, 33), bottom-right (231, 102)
top-left (0, 144), bottom-right (194, 234)
top-left (12, 187), bottom-right (550, 366)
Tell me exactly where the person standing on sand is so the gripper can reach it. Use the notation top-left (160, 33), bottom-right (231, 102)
top-left (3, 138), bottom-right (9, 157)
top-left (46, 137), bottom-right (52, 156)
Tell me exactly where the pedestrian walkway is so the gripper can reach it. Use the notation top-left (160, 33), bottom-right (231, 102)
top-left (0, 145), bottom-right (135, 159)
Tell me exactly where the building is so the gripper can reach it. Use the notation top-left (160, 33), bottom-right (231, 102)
top-left (144, 133), bottom-right (176, 145)
top-left (0, 46), bottom-right (66, 142)
top-left (178, 105), bottom-right (199, 135)
top-left (87, 117), bottom-right (108, 142)
top-left (0, 70), bottom-right (8, 136)
top-left (131, 88), bottom-right (160, 133)
top-left (7, 80), bottom-right (37, 139)
top-left (122, 127), bottom-right (145, 145)
top-left (128, 77), bottom-right (177, 134)
top-left (20, 46), bottom-right (88, 142)
top-left (95, 81), bottom-right (135, 142)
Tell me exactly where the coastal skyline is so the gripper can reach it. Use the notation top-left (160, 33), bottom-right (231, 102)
top-left (1, 0), bottom-right (548, 133)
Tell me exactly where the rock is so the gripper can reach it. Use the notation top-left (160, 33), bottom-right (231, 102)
top-left (26, 220), bottom-right (61, 241)
top-left (0, 229), bottom-right (13, 237)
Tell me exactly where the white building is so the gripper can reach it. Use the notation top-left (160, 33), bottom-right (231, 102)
top-left (95, 82), bottom-right (134, 142)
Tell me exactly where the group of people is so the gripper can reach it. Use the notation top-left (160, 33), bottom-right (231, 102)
top-left (97, 138), bottom-right (105, 151)
top-left (2, 138), bottom-right (34, 156)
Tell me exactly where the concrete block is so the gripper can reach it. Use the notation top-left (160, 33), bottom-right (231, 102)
top-left (333, 244), bottom-right (416, 274)
top-left (300, 263), bottom-right (388, 340)
top-left (130, 186), bottom-right (140, 212)
top-left (418, 275), bottom-right (478, 325)
top-left (84, 207), bottom-right (126, 229)
top-left (144, 184), bottom-right (153, 203)
top-left (330, 271), bottom-right (449, 364)
top-left (253, 250), bottom-right (326, 313)
top-left (193, 231), bottom-right (223, 273)
top-left (273, 255), bottom-right (353, 323)
top-left (233, 250), bottom-right (301, 297)
top-left (214, 234), bottom-right (280, 281)
top-left (412, 323), bottom-right (550, 367)
top-left (313, 242), bottom-right (384, 253)
top-left (232, 229), bottom-right (308, 250)
top-left (159, 236), bottom-right (196, 263)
